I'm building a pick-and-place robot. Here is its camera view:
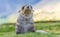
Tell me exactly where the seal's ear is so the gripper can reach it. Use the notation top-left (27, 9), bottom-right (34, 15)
top-left (21, 5), bottom-right (25, 10)
top-left (30, 5), bottom-right (32, 9)
top-left (30, 5), bottom-right (34, 12)
top-left (18, 5), bottom-right (25, 13)
top-left (18, 10), bottom-right (21, 13)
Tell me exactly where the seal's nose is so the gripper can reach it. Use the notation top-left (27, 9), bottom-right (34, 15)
top-left (27, 6), bottom-right (29, 8)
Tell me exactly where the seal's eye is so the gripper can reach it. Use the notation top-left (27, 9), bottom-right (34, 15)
top-left (22, 6), bottom-right (25, 10)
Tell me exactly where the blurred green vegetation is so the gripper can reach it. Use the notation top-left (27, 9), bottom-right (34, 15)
top-left (0, 21), bottom-right (60, 37)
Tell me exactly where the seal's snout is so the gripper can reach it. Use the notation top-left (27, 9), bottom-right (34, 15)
top-left (27, 6), bottom-right (29, 8)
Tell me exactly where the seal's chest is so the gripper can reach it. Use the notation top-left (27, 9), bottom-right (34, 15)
top-left (23, 18), bottom-right (30, 24)
top-left (25, 18), bottom-right (30, 23)
top-left (20, 13), bottom-right (32, 25)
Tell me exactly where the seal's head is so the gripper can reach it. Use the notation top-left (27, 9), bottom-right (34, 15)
top-left (19, 5), bottom-right (34, 16)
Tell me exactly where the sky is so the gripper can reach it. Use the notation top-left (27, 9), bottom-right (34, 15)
top-left (0, 0), bottom-right (41, 18)
top-left (0, 0), bottom-right (60, 24)
top-left (0, 0), bottom-right (41, 24)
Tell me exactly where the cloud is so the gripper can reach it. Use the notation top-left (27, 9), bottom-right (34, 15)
top-left (34, 0), bottom-right (60, 9)
top-left (27, 0), bottom-right (60, 22)
top-left (33, 0), bottom-right (60, 13)
top-left (7, 13), bottom-right (19, 23)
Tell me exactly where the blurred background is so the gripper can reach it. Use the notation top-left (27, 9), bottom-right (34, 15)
top-left (0, 0), bottom-right (60, 24)
top-left (0, 0), bottom-right (60, 37)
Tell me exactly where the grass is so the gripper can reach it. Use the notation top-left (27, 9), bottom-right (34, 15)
top-left (0, 22), bottom-right (60, 37)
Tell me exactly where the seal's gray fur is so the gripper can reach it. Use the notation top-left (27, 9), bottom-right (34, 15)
top-left (16, 12), bottom-right (35, 34)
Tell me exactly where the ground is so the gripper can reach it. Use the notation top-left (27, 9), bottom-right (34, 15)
top-left (0, 21), bottom-right (60, 37)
